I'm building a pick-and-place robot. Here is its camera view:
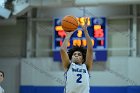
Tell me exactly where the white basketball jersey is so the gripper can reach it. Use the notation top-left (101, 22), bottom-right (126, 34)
top-left (0, 86), bottom-right (4, 93)
top-left (64, 62), bottom-right (90, 93)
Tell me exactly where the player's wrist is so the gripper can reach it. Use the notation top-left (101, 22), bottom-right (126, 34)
top-left (83, 29), bottom-right (88, 32)
top-left (65, 36), bottom-right (71, 39)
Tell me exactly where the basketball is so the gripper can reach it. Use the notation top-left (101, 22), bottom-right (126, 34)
top-left (61, 15), bottom-right (78, 32)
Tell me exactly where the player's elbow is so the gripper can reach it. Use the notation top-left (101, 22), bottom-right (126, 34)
top-left (87, 62), bottom-right (93, 71)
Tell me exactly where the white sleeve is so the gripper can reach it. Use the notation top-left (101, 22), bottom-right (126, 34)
top-left (2, 87), bottom-right (4, 93)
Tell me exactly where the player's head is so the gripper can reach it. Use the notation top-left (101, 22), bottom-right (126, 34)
top-left (68, 46), bottom-right (86, 64)
top-left (0, 70), bottom-right (4, 83)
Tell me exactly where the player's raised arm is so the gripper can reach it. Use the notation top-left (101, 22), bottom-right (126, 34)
top-left (81, 17), bottom-right (93, 71)
top-left (60, 32), bottom-right (74, 70)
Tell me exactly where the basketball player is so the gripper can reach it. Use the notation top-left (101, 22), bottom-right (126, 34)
top-left (0, 71), bottom-right (4, 93)
top-left (60, 18), bottom-right (93, 93)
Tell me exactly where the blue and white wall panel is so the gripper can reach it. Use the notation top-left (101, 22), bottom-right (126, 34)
top-left (20, 57), bottom-right (140, 93)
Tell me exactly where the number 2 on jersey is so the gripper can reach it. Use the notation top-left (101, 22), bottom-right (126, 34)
top-left (76, 74), bottom-right (82, 83)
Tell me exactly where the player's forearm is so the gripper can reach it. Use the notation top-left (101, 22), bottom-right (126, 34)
top-left (61, 36), bottom-right (71, 51)
top-left (83, 30), bottom-right (93, 50)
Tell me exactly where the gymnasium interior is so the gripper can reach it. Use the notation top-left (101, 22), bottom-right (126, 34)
top-left (0, 0), bottom-right (140, 93)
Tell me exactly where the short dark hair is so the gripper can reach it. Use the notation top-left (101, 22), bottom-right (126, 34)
top-left (0, 70), bottom-right (4, 77)
top-left (67, 46), bottom-right (87, 63)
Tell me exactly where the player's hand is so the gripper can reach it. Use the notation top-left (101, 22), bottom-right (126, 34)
top-left (80, 17), bottom-right (88, 31)
top-left (65, 31), bottom-right (75, 38)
